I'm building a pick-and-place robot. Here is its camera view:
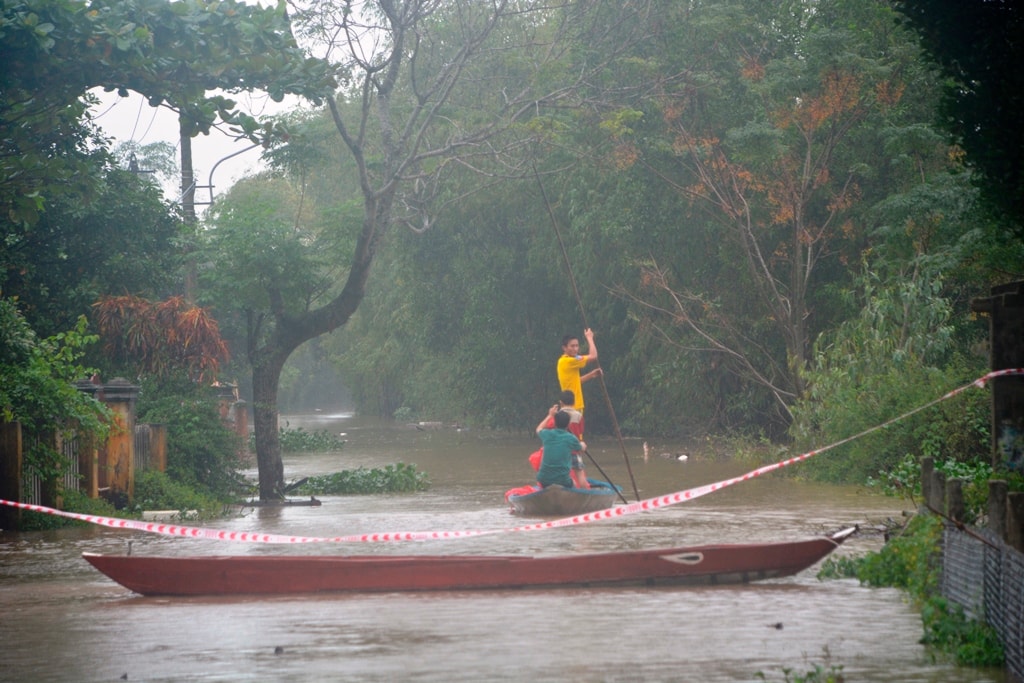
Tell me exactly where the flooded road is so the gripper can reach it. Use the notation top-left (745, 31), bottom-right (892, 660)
top-left (0, 414), bottom-right (1007, 682)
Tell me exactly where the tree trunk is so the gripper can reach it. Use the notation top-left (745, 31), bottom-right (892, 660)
top-left (252, 352), bottom-right (286, 500)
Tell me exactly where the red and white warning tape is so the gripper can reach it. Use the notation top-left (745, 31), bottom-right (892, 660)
top-left (2, 369), bottom-right (1021, 542)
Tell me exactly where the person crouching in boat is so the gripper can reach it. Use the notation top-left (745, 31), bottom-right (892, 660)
top-left (535, 404), bottom-right (587, 489)
top-left (535, 390), bottom-right (589, 488)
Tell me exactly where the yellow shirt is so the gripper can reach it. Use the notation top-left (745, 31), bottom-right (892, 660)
top-left (557, 354), bottom-right (589, 412)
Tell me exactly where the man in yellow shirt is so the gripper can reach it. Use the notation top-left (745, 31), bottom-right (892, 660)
top-left (556, 328), bottom-right (602, 435)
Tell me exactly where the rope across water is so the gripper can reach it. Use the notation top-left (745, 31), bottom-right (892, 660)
top-left (2, 369), bottom-right (1020, 543)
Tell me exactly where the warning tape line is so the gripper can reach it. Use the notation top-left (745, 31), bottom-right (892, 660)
top-left (2, 369), bottom-right (1021, 542)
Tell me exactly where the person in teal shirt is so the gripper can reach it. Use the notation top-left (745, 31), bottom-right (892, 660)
top-left (535, 404), bottom-right (587, 488)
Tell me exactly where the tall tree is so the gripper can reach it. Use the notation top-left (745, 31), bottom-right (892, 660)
top-left (604, 0), bottom-right (959, 430)
top-left (200, 0), bottom-right (655, 499)
top-left (1, 0), bottom-right (332, 227)
top-left (1, 159), bottom-right (182, 338)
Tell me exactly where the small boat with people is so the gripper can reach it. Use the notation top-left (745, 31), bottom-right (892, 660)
top-left (504, 480), bottom-right (621, 516)
top-left (82, 527), bottom-right (857, 596)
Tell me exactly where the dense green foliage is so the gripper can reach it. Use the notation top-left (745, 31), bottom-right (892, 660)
top-left (17, 487), bottom-right (119, 531)
top-left (893, 0), bottom-right (1024, 239)
top-left (135, 376), bottom-right (245, 500)
top-left (132, 470), bottom-right (227, 518)
top-left (791, 264), bottom-right (990, 483)
top-left (0, 300), bottom-right (109, 483)
top-left (1, 0), bottom-right (332, 226)
top-left (294, 463), bottom-right (429, 495)
top-left (867, 454), bottom-right (997, 524)
top-left (1, 158), bottom-right (183, 339)
top-left (857, 514), bottom-right (942, 596)
top-left (265, 0), bottom-right (1018, 464)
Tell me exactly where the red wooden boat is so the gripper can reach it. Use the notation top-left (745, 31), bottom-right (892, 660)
top-left (82, 527), bottom-right (856, 596)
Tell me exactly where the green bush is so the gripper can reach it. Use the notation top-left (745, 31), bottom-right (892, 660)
top-left (857, 514), bottom-right (942, 596)
top-left (1, 302), bottom-right (110, 488)
top-left (789, 267), bottom-right (989, 485)
top-left (136, 375), bottom-right (245, 500)
top-left (18, 488), bottom-right (120, 531)
top-left (867, 454), bottom-right (993, 523)
top-left (131, 470), bottom-right (227, 518)
top-left (921, 597), bottom-right (1004, 667)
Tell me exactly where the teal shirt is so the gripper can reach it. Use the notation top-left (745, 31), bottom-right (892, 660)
top-left (536, 428), bottom-right (582, 488)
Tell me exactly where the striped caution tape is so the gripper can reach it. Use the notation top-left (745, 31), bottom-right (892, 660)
top-left (2, 368), bottom-right (1021, 542)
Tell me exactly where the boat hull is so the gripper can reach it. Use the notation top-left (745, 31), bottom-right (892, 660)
top-left (507, 482), bottom-right (619, 516)
top-left (83, 528), bottom-right (856, 597)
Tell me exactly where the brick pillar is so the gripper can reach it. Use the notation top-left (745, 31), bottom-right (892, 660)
top-left (97, 378), bottom-right (140, 503)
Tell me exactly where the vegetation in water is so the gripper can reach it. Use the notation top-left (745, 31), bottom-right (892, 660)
top-left (249, 423), bottom-right (347, 453)
top-left (817, 514), bottom-right (1004, 668)
top-left (293, 463), bottom-right (429, 495)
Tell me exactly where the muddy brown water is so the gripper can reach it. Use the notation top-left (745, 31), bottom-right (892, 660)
top-left (0, 413), bottom-right (1007, 682)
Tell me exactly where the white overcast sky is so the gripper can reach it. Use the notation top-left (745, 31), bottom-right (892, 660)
top-left (90, 88), bottom-right (303, 210)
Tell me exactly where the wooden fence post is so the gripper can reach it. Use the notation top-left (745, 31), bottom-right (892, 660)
top-left (1008, 492), bottom-right (1024, 553)
top-left (946, 478), bottom-right (965, 523)
top-left (989, 479), bottom-right (1008, 541)
top-left (921, 457), bottom-right (934, 510)
top-left (929, 467), bottom-right (946, 514)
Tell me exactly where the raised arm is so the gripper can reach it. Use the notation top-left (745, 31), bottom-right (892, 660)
top-left (583, 328), bottom-right (598, 362)
top-left (536, 404), bottom-right (559, 434)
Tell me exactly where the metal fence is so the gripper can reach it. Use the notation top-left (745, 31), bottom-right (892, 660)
top-left (942, 526), bottom-right (1024, 682)
top-left (21, 426), bottom-right (157, 506)
top-left (21, 434), bottom-right (80, 506)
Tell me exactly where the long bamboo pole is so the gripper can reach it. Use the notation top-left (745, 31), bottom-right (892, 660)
top-left (534, 166), bottom-right (640, 501)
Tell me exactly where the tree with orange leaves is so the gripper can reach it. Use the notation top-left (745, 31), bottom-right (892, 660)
top-left (92, 295), bottom-right (229, 382)
top-left (607, 0), bottom-right (958, 430)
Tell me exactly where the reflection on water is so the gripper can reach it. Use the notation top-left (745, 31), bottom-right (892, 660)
top-left (0, 414), bottom-right (1006, 682)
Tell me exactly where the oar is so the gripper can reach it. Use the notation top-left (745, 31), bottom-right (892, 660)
top-left (582, 449), bottom-right (630, 505)
top-left (534, 164), bottom-right (641, 501)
